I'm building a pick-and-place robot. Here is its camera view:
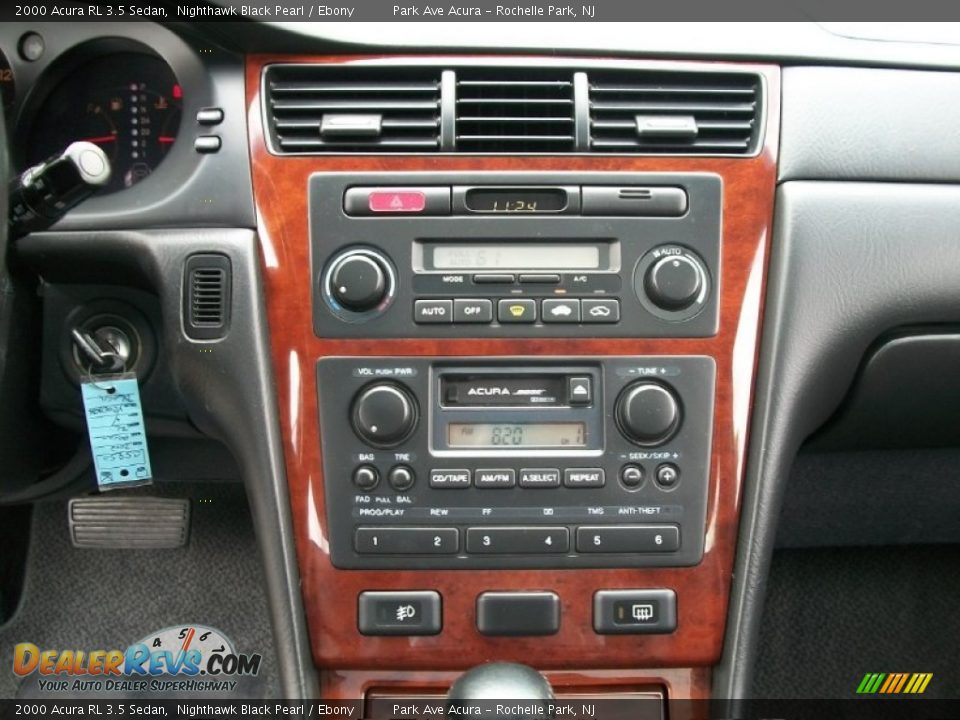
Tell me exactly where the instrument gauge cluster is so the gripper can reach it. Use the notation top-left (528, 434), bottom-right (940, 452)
top-left (21, 52), bottom-right (182, 195)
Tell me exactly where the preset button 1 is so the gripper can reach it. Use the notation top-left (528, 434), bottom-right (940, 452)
top-left (355, 527), bottom-right (459, 555)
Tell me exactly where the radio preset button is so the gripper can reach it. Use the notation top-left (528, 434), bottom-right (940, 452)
top-left (519, 273), bottom-right (561, 285)
top-left (430, 469), bottom-right (472, 488)
top-left (414, 299), bottom-right (453, 324)
top-left (355, 527), bottom-right (459, 555)
top-left (568, 376), bottom-right (592, 405)
top-left (563, 468), bottom-right (605, 488)
top-left (466, 527), bottom-right (569, 554)
top-left (497, 299), bottom-right (537, 323)
top-left (475, 469), bottom-right (517, 488)
top-left (453, 298), bottom-right (493, 323)
top-left (542, 298), bottom-right (581, 323)
top-left (576, 525), bottom-right (680, 553)
top-left (353, 465), bottom-right (380, 491)
top-left (581, 299), bottom-right (620, 323)
top-left (473, 273), bottom-right (516, 284)
top-left (519, 468), bottom-right (561, 488)
top-left (388, 465), bottom-right (416, 492)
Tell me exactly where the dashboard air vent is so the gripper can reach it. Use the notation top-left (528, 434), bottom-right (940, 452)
top-left (454, 69), bottom-right (576, 153)
top-left (184, 254), bottom-right (231, 341)
top-left (588, 71), bottom-right (760, 154)
top-left (265, 65), bottom-right (442, 153)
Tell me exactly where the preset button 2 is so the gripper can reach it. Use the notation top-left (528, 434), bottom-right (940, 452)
top-left (355, 527), bottom-right (459, 554)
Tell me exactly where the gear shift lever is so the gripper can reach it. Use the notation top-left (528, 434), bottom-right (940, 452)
top-left (447, 662), bottom-right (554, 703)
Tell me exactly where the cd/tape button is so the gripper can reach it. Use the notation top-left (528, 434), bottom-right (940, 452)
top-left (429, 469), bottom-right (472, 488)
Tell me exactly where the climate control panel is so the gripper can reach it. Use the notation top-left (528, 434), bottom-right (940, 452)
top-left (310, 172), bottom-right (722, 338)
top-left (317, 356), bottom-right (715, 569)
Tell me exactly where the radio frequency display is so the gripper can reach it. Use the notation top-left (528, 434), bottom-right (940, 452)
top-left (447, 422), bottom-right (587, 448)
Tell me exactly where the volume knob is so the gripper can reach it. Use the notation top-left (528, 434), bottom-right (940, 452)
top-left (615, 381), bottom-right (681, 446)
top-left (351, 382), bottom-right (418, 448)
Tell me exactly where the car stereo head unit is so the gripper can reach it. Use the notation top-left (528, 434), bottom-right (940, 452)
top-left (317, 355), bottom-right (715, 570)
top-left (310, 172), bottom-right (722, 338)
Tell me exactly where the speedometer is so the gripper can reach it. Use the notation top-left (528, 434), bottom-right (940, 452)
top-left (24, 53), bottom-right (182, 195)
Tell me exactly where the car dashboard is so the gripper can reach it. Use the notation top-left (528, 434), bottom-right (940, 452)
top-left (2, 18), bottom-right (960, 708)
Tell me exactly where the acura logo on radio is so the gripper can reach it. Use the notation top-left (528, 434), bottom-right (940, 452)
top-left (468, 387), bottom-right (511, 396)
top-left (466, 387), bottom-right (548, 396)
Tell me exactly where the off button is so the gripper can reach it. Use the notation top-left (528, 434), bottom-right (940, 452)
top-left (454, 298), bottom-right (493, 323)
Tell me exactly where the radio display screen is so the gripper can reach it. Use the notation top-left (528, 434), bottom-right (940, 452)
top-left (447, 422), bottom-right (587, 448)
top-left (431, 244), bottom-right (600, 270)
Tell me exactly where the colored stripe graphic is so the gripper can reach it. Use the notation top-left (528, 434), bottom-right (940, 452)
top-left (857, 673), bottom-right (933, 694)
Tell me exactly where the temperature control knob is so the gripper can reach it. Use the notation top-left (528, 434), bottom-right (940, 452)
top-left (644, 254), bottom-right (704, 311)
top-left (351, 382), bottom-right (418, 448)
top-left (328, 250), bottom-right (389, 312)
top-left (615, 381), bottom-right (682, 446)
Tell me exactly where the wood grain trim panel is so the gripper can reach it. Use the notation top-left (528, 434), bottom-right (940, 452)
top-left (246, 55), bottom-right (779, 698)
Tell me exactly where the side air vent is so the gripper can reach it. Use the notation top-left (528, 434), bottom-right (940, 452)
top-left (588, 71), bottom-right (760, 154)
top-left (184, 254), bottom-right (231, 341)
top-left (265, 65), bottom-right (442, 153)
top-left (454, 69), bottom-right (576, 152)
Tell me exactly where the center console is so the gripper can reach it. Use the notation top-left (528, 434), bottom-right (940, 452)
top-left (247, 55), bottom-right (780, 701)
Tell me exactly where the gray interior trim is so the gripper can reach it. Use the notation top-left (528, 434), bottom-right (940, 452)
top-left (246, 22), bottom-right (960, 71)
top-left (780, 66), bottom-right (960, 183)
top-left (16, 229), bottom-right (317, 698)
top-left (714, 181), bottom-right (960, 698)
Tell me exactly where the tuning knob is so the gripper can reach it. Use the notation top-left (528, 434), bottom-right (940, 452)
top-left (644, 253), bottom-right (704, 311)
top-left (615, 381), bottom-right (682, 446)
top-left (328, 249), bottom-right (390, 312)
top-left (351, 382), bottom-right (418, 448)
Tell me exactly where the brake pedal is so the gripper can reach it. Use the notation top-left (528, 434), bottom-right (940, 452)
top-left (68, 497), bottom-right (190, 549)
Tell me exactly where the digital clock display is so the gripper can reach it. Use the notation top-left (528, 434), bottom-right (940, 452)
top-left (464, 188), bottom-right (568, 214)
top-left (447, 422), bottom-right (587, 448)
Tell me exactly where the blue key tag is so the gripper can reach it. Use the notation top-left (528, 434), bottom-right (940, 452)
top-left (80, 372), bottom-right (153, 490)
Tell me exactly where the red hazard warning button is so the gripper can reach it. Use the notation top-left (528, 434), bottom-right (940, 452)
top-left (369, 191), bottom-right (426, 213)
top-left (343, 186), bottom-right (451, 216)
